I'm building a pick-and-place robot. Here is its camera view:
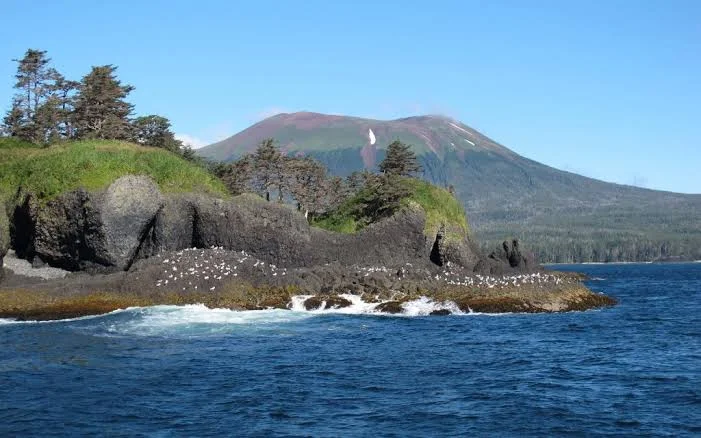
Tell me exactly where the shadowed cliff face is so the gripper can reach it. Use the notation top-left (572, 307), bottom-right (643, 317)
top-left (0, 203), bottom-right (8, 280)
top-left (4, 176), bottom-right (531, 275)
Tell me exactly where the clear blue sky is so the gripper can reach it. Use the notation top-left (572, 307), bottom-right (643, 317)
top-left (1, 0), bottom-right (699, 193)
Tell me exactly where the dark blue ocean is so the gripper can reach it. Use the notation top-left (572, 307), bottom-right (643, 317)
top-left (1, 263), bottom-right (699, 437)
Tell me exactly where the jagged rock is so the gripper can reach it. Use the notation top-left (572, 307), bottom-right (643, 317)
top-left (428, 223), bottom-right (482, 270)
top-left (137, 195), bottom-right (196, 258)
top-left (193, 194), bottom-right (319, 268)
top-left (478, 239), bottom-right (538, 274)
top-left (324, 209), bottom-right (433, 269)
top-left (376, 301), bottom-right (404, 314)
top-left (0, 203), bottom-right (9, 280)
top-left (7, 174), bottom-right (535, 277)
top-left (303, 295), bottom-right (352, 310)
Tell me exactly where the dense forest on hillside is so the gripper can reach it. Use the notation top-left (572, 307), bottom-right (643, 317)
top-left (303, 146), bottom-right (701, 263)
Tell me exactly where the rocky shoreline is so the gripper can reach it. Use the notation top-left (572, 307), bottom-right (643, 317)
top-left (0, 246), bottom-right (615, 321)
top-left (0, 176), bottom-right (616, 321)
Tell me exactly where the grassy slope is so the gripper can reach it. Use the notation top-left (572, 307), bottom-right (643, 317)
top-left (313, 178), bottom-right (469, 240)
top-left (0, 139), bottom-right (228, 204)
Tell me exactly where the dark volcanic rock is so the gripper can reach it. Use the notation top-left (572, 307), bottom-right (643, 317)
top-left (324, 209), bottom-right (432, 268)
top-left (303, 295), bottom-right (352, 310)
top-left (474, 239), bottom-right (540, 275)
top-left (7, 174), bottom-right (530, 277)
top-left (375, 301), bottom-right (404, 314)
top-left (0, 203), bottom-right (8, 280)
top-left (31, 189), bottom-right (92, 270)
top-left (137, 195), bottom-right (197, 258)
top-left (14, 176), bottom-right (163, 272)
top-left (193, 194), bottom-right (319, 267)
top-left (96, 175), bottom-right (163, 269)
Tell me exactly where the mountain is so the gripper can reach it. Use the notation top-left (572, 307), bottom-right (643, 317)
top-left (198, 112), bottom-right (701, 262)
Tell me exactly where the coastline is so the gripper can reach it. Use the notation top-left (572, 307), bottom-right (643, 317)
top-left (1, 248), bottom-right (616, 321)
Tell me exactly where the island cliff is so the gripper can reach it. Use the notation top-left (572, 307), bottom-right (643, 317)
top-left (0, 142), bottom-right (615, 320)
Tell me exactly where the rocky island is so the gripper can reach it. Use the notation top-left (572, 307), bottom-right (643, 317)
top-left (0, 139), bottom-right (615, 321)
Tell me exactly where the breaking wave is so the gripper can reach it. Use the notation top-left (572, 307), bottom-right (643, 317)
top-left (289, 294), bottom-right (466, 316)
top-left (0, 295), bottom-right (503, 335)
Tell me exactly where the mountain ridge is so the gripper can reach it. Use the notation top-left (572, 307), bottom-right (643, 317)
top-left (198, 111), bottom-right (701, 262)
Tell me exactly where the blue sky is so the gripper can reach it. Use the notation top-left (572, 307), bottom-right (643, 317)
top-left (1, 0), bottom-right (699, 193)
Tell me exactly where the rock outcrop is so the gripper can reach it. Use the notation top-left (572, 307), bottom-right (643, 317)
top-left (12, 176), bottom-right (163, 272)
top-left (7, 175), bottom-right (533, 275)
top-left (0, 203), bottom-right (8, 280)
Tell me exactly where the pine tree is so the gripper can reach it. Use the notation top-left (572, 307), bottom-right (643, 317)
top-left (132, 115), bottom-right (182, 152)
top-left (72, 65), bottom-right (134, 140)
top-left (351, 173), bottom-right (411, 225)
top-left (52, 73), bottom-right (79, 138)
top-left (378, 140), bottom-right (422, 176)
top-left (251, 138), bottom-right (282, 201)
top-left (2, 49), bottom-right (64, 143)
top-left (287, 157), bottom-right (328, 219)
top-left (219, 155), bottom-right (254, 196)
top-left (2, 100), bottom-right (26, 138)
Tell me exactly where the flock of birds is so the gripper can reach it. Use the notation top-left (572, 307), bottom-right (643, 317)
top-left (154, 247), bottom-right (287, 291)
top-left (435, 268), bottom-right (568, 289)
top-left (151, 247), bottom-right (568, 292)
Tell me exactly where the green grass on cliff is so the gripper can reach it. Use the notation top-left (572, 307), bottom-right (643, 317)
top-left (0, 139), bottom-right (228, 204)
top-left (402, 178), bottom-right (469, 238)
top-left (313, 178), bottom-right (469, 239)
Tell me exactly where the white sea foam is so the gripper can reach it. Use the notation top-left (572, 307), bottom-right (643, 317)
top-left (289, 294), bottom-right (383, 314)
top-left (400, 296), bottom-right (464, 316)
top-left (0, 294), bottom-right (498, 331)
top-left (105, 304), bottom-right (313, 336)
top-left (290, 294), bottom-right (466, 317)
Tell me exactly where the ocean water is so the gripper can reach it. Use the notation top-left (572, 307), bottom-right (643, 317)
top-left (1, 263), bottom-right (699, 437)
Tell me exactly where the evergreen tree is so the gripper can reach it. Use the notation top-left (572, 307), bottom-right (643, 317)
top-left (351, 174), bottom-right (411, 225)
top-left (2, 100), bottom-right (26, 138)
top-left (132, 115), bottom-right (182, 152)
top-left (287, 157), bottom-right (328, 219)
top-left (378, 140), bottom-right (422, 176)
top-left (346, 170), bottom-right (373, 194)
top-left (251, 138), bottom-right (282, 201)
top-left (52, 73), bottom-right (79, 138)
top-left (219, 155), bottom-right (254, 196)
top-left (72, 65), bottom-right (134, 140)
top-left (2, 49), bottom-right (64, 143)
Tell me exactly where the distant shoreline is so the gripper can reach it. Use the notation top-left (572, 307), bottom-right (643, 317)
top-left (546, 260), bottom-right (701, 266)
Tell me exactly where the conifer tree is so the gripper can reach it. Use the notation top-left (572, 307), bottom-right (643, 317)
top-left (52, 73), bottom-right (79, 138)
top-left (378, 140), bottom-right (422, 176)
top-left (287, 157), bottom-right (328, 218)
top-left (2, 49), bottom-right (65, 143)
top-left (132, 115), bottom-right (182, 152)
top-left (251, 138), bottom-right (283, 201)
top-left (72, 65), bottom-right (134, 140)
top-left (220, 155), bottom-right (254, 196)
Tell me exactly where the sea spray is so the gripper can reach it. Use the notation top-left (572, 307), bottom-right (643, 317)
top-left (290, 294), bottom-right (464, 316)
